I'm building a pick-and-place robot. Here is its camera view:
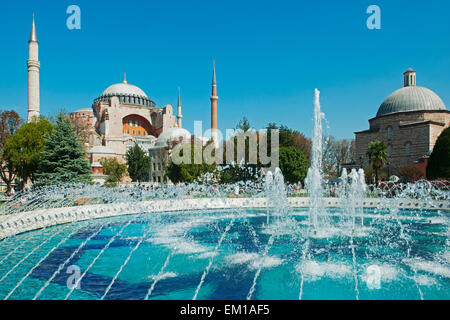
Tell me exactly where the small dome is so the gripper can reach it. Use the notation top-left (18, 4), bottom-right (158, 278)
top-left (101, 82), bottom-right (148, 98)
top-left (154, 128), bottom-right (191, 147)
top-left (376, 86), bottom-right (446, 117)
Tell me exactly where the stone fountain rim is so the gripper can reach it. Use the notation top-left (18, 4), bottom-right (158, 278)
top-left (0, 197), bottom-right (448, 239)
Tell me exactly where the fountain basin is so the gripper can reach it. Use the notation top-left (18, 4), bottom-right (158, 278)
top-left (0, 197), bottom-right (448, 239)
top-left (0, 207), bottom-right (448, 300)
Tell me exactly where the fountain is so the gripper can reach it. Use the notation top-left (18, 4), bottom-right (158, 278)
top-left (0, 90), bottom-right (448, 300)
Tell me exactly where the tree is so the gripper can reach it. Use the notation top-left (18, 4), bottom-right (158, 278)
top-left (70, 115), bottom-right (91, 148)
top-left (292, 132), bottom-right (312, 160)
top-left (0, 110), bottom-right (22, 193)
top-left (278, 146), bottom-right (309, 183)
top-left (427, 126), bottom-right (450, 179)
top-left (165, 140), bottom-right (216, 184)
top-left (3, 118), bottom-right (53, 189)
top-left (126, 144), bottom-right (151, 182)
top-left (366, 140), bottom-right (389, 185)
top-left (266, 123), bottom-right (311, 161)
top-left (100, 158), bottom-right (127, 184)
top-left (35, 113), bottom-right (91, 185)
top-left (398, 165), bottom-right (424, 182)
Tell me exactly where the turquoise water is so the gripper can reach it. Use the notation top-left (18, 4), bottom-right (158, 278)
top-left (0, 208), bottom-right (448, 300)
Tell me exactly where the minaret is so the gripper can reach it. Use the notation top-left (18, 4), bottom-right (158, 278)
top-left (27, 14), bottom-right (40, 122)
top-left (177, 87), bottom-right (182, 128)
top-left (210, 60), bottom-right (218, 145)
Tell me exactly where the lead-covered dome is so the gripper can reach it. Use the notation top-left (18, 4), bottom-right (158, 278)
top-left (154, 127), bottom-right (191, 147)
top-left (93, 76), bottom-right (156, 108)
top-left (101, 83), bottom-right (148, 98)
top-left (376, 69), bottom-right (446, 117)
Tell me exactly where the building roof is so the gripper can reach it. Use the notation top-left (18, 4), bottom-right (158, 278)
top-left (87, 146), bottom-right (115, 154)
top-left (376, 86), bottom-right (446, 117)
top-left (73, 108), bottom-right (93, 113)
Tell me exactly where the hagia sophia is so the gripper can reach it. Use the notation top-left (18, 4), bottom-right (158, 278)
top-left (25, 16), bottom-right (449, 183)
top-left (26, 15), bottom-right (216, 184)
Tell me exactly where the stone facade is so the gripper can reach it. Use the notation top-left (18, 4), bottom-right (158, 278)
top-left (355, 110), bottom-right (450, 174)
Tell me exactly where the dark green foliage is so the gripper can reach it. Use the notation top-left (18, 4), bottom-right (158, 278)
top-left (3, 118), bottom-right (54, 188)
top-left (366, 140), bottom-right (389, 184)
top-left (278, 146), bottom-right (309, 183)
top-left (165, 142), bottom-right (216, 184)
top-left (35, 113), bottom-right (91, 185)
top-left (427, 126), bottom-right (450, 179)
top-left (100, 157), bottom-right (127, 184)
top-left (126, 144), bottom-right (151, 182)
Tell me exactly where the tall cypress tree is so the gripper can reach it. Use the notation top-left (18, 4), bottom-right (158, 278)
top-left (35, 113), bottom-right (92, 185)
top-left (427, 126), bottom-right (450, 179)
top-left (126, 143), bottom-right (151, 182)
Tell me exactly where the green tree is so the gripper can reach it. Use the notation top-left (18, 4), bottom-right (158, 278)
top-left (100, 157), bottom-right (127, 184)
top-left (279, 146), bottom-right (309, 183)
top-left (366, 140), bottom-right (389, 185)
top-left (165, 141), bottom-right (216, 184)
top-left (266, 123), bottom-right (311, 161)
top-left (126, 144), bottom-right (151, 182)
top-left (3, 118), bottom-right (53, 189)
top-left (35, 113), bottom-right (91, 185)
top-left (0, 110), bottom-right (23, 193)
top-left (427, 126), bottom-right (450, 179)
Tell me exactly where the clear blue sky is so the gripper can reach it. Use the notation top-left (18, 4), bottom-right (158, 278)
top-left (0, 0), bottom-right (449, 139)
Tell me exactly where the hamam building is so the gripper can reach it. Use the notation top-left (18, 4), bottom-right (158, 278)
top-left (355, 69), bottom-right (449, 177)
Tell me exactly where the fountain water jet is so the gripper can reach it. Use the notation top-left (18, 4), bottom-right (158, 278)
top-left (305, 89), bottom-right (326, 231)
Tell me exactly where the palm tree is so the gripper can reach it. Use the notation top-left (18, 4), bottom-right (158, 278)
top-left (366, 140), bottom-right (389, 185)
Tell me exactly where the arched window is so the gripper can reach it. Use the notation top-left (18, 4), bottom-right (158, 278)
top-left (387, 144), bottom-right (392, 157)
top-left (387, 126), bottom-right (392, 140)
top-left (405, 142), bottom-right (411, 156)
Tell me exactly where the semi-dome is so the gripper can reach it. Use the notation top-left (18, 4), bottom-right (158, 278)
top-left (376, 69), bottom-right (446, 117)
top-left (154, 127), bottom-right (191, 147)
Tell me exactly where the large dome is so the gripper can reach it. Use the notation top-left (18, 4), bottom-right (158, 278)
top-left (94, 79), bottom-right (155, 108)
top-left (376, 86), bottom-right (446, 117)
top-left (101, 82), bottom-right (148, 98)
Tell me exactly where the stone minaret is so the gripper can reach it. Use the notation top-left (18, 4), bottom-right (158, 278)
top-left (404, 68), bottom-right (416, 87)
top-left (210, 61), bottom-right (218, 145)
top-left (27, 14), bottom-right (40, 122)
top-left (177, 87), bottom-right (182, 128)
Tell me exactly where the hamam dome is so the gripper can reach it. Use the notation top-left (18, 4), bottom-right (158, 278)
top-left (376, 69), bottom-right (446, 117)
